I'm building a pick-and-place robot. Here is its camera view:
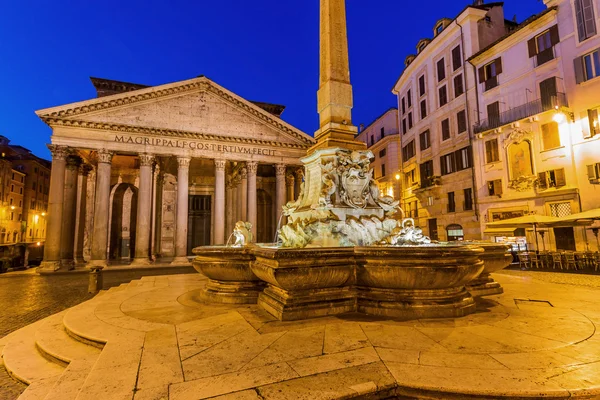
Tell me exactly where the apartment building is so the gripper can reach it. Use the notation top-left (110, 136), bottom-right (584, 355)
top-left (356, 108), bottom-right (401, 201)
top-left (392, 1), bottom-right (515, 241)
top-left (470, 0), bottom-right (600, 251)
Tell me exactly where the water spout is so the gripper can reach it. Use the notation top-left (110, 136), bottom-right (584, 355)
top-left (272, 212), bottom-right (285, 246)
top-left (225, 232), bottom-right (235, 247)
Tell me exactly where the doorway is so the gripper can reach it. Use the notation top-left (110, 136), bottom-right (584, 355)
top-left (256, 189), bottom-right (274, 243)
top-left (554, 227), bottom-right (575, 251)
top-left (187, 195), bottom-right (211, 255)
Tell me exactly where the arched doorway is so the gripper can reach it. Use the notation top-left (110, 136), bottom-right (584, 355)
top-left (109, 183), bottom-right (138, 261)
top-left (446, 224), bottom-right (464, 241)
top-left (257, 189), bottom-right (273, 243)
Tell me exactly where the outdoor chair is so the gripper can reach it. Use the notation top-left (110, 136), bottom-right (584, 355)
top-left (595, 252), bottom-right (600, 272)
top-left (574, 252), bottom-right (587, 270)
top-left (551, 252), bottom-right (563, 269)
top-left (518, 253), bottom-right (531, 270)
top-left (564, 252), bottom-right (577, 270)
top-left (529, 252), bottom-right (540, 269)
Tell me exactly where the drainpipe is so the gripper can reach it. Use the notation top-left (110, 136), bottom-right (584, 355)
top-left (457, 20), bottom-right (481, 229)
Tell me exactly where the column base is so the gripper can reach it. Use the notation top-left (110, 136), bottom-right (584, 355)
top-left (37, 261), bottom-right (62, 273)
top-left (130, 257), bottom-right (153, 267)
top-left (466, 273), bottom-right (504, 297)
top-left (258, 285), bottom-right (356, 321)
top-left (60, 259), bottom-right (75, 271)
top-left (170, 256), bottom-right (191, 266)
top-left (86, 260), bottom-right (108, 270)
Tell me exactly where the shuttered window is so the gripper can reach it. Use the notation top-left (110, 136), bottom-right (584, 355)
top-left (574, 0), bottom-right (597, 42)
top-left (440, 153), bottom-right (455, 175)
top-left (402, 140), bottom-right (416, 161)
top-left (478, 58), bottom-right (502, 91)
top-left (447, 192), bottom-right (456, 213)
top-left (454, 74), bottom-right (464, 97)
top-left (420, 99), bottom-right (427, 119)
top-left (457, 110), bottom-right (467, 134)
top-left (408, 112), bottom-right (413, 129)
top-left (575, 49), bottom-right (600, 84)
top-left (588, 108), bottom-right (600, 137)
top-left (541, 122), bottom-right (561, 150)
top-left (407, 89), bottom-right (413, 108)
top-left (437, 58), bottom-right (446, 82)
top-left (441, 118), bottom-right (450, 141)
top-left (463, 188), bottom-right (473, 211)
top-left (539, 168), bottom-right (567, 189)
top-left (439, 85), bottom-right (448, 107)
top-left (452, 45), bottom-right (462, 71)
top-left (528, 25), bottom-right (559, 66)
top-left (487, 179), bottom-right (502, 196)
top-left (419, 75), bottom-right (426, 97)
top-left (420, 130), bottom-right (431, 150)
top-left (587, 163), bottom-right (600, 181)
top-left (455, 146), bottom-right (472, 171)
top-left (485, 139), bottom-right (499, 163)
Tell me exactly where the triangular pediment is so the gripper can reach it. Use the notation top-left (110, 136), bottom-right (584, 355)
top-left (36, 76), bottom-right (315, 148)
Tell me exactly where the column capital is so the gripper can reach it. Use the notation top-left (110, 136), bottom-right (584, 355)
top-left (66, 155), bottom-right (82, 171)
top-left (275, 163), bottom-right (287, 176)
top-left (177, 156), bottom-right (191, 168)
top-left (285, 173), bottom-right (295, 186)
top-left (226, 176), bottom-right (235, 189)
top-left (47, 145), bottom-right (70, 161)
top-left (78, 163), bottom-right (93, 176)
top-left (239, 167), bottom-right (247, 179)
top-left (246, 161), bottom-right (258, 176)
top-left (139, 153), bottom-right (155, 167)
top-left (97, 149), bottom-right (114, 164)
top-left (214, 159), bottom-right (226, 171)
top-left (294, 167), bottom-right (304, 179)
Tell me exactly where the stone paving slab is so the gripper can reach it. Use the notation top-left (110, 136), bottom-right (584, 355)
top-left (3, 272), bottom-right (600, 399)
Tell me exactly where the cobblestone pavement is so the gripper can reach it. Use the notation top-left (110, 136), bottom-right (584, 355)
top-left (498, 268), bottom-right (600, 288)
top-left (0, 266), bottom-right (194, 400)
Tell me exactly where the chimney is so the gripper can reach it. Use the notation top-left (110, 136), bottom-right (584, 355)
top-left (473, 0), bottom-right (484, 5)
top-left (359, 124), bottom-right (365, 132)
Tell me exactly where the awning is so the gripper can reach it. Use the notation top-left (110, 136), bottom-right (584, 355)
top-left (483, 227), bottom-right (516, 236)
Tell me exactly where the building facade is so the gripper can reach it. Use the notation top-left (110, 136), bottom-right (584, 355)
top-left (470, 0), bottom-right (600, 252)
top-left (355, 108), bottom-right (401, 201)
top-left (36, 76), bottom-right (314, 270)
top-left (392, 2), bottom-right (516, 241)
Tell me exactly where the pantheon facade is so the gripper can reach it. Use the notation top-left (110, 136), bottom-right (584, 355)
top-left (36, 76), bottom-right (314, 269)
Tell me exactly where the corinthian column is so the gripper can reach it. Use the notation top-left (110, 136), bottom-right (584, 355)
top-left (246, 161), bottom-right (258, 240)
top-left (285, 173), bottom-right (295, 203)
top-left (214, 159), bottom-right (226, 245)
top-left (60, 155), bottom-right (81, 269)
top-left (74, 164), bottom-right (92, 264)
top-left (294, 168), bottom-right (303, 201)
top-left (172, 156), bottom-right (190, 265)
top-left (275, 164), bottom-right (287, 226)
top-left (89, 150), bottom-right (114, 269)
top-left (226, 176), bottom-right (234, 239)
top-left (240, 167), bottom-right (248, 221)
top-left (132, 153), bottom-right (154, 265)
top-left (39, 145), bottom-right (69, 272)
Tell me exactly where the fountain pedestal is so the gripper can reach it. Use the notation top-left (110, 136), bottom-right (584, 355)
top-left (465, 243), bottom-right (512, 297)
top-left (192, 246), bottom-right (264, 304)
top-left (355, 245), bottom-right (484, 319)
top-left (251, 247), bottom-right (356, 321)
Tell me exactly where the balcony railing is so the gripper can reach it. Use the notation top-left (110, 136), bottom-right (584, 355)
top-left (536, 47), bottom-right (555, 67)
top-left (419, 175), bottom-right (441, 189)
top-left (484, 76), bottom-right (498, 91)
top-left (474, 93), bottom-right (568, 134)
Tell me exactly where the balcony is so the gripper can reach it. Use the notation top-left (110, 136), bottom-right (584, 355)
top-left (536, 47), bottom-right (555, 67)
top-left (474, 93), bottom-right (568, 134)
top-left (484, 76), bottom-right (498, 92)
top-left (419, 175), bottom-right (441, 189)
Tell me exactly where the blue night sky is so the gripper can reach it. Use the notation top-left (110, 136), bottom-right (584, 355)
top-left (0, 0), bottom-right (545, 159)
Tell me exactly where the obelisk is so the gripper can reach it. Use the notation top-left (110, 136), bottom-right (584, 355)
top-left (310, 0), bottom-right (366, 153)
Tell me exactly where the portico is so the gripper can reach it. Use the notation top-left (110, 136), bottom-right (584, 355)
top-left (36, 76), bottom-right (314, 270)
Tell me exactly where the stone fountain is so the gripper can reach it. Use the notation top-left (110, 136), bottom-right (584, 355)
top-left (192, 0), bottom-right (511, 321)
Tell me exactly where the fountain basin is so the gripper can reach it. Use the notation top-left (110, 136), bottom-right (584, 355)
top-left (192, 246), bottom-right (264, 304)
top-left (354, 244), bottom-right (485, 319)
top-left (251, 247), bottom-right (355, 321)
top-left (464, 242), bottom-right (512, 297)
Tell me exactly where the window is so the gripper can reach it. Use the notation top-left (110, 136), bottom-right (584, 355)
top-left (31, 200), bottom-right (35, 210)
top-left (420, 99), bottom-right (427, 119)
top-left (447, 224), bottom-right (463, 241)
top-left (436, 24), bottom-right (444, 35)
top-left (379, 148), bottom-right (387, 158)
top-left (420, 160), bottom-right (435, 188)
top-left (428, 218), bottom-right (438, 240)
top-left (419, 75), bottom-right (426, 97)
top-left (19, 187), bottom-right (23, 195)
top-left (441, 118), bottom-right (450, 140)
top-left (402, 118), bottom-right (407, 135)
top-left (419, 130), bottom-right (431, 150)
top-left (478, 58), bottom-right (502, 90)
top-left (488, 179), bottom-right (503, 196)
top-left (9, 198), bottom-right (13, 205)
top-left (538, 168), bottom-right (566, 189)
top-left (439, 85), bottom-right (448, 107)
top-left (408, 112), bottom-right (413, 129)
top-left (380, 127), bottom-right (385, 137)
top-left (464, 188), bottom-right (473, 211)
top-left (528, 26), bottom-right (559, 66)
top-left (437, 58), bottom-right (446, 82)
top-left (32, 182), bottom-right (36, 190)
top-left (454, 74), bottom-right (464, 97)
top-left (11, 173), bottom-right (14, 180)
top-left (381, 164), bottom-right (386, 177)
top-left (585, 50), bottom-right (600, 81)
top-left (10, 212), bottom-right (13, 221)
top-left (370, 135), bottom-right (374, 146)
top-left (401, 98), bottom-right (406, 115)
top-left (457, 110), bottom-right (467, 134)
top-left (574, 0), bottom-right (597, 42)
top-left (441, 153), bottom-right (456, 175)
top-left (485, 139), bottom-right (499, 163)
top-left (587, 163), bottom-right (600, 182)
top-left (405, 169), bottom-right (416, 186)
top-left (11, 185), bottom-right (14, 192)
top-left (456, 146), bottom-right (472, 170)
top-left (407, 89), bottom-right (412, 108)
top-left (452, 45), bottom-right (462, 71)
top-left (402, 140), bottom-right (416, 161)
top-left (542, 122), bottom-right (561, 150)
top-left (487, 102), bottom-right (500, 127)
top-left (584, 108), bottom-right (600, 138)
top-left (549, 202), bottom-right (572, 218)
top-left (427, 196), bottom-right (434, 207)
top-left (540, 77), bottom-right (558, 110)
top-left (447, 192), bottom-right (456, 213)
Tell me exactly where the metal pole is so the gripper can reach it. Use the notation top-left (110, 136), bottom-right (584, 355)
top-left (534, 224), bottom-right (540, 253)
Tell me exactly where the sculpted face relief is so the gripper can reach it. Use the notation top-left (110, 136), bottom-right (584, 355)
top-left (114, 135), bottom-right (277, 156)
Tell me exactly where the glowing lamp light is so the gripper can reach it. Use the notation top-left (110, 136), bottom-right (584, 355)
top-left (36, 242), bottom-right (41, 246)
top-left (553, 111), bottom-right (566, 123)
top-left (395, 173), bottom-right (401, 180)
top-left (41, 212), bottom-right (46, 216)
top-left (10, 205), bottom-right (15, 210)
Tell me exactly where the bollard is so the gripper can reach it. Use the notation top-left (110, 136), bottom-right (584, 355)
top-left (88, 267), bottom-right (103, 293)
